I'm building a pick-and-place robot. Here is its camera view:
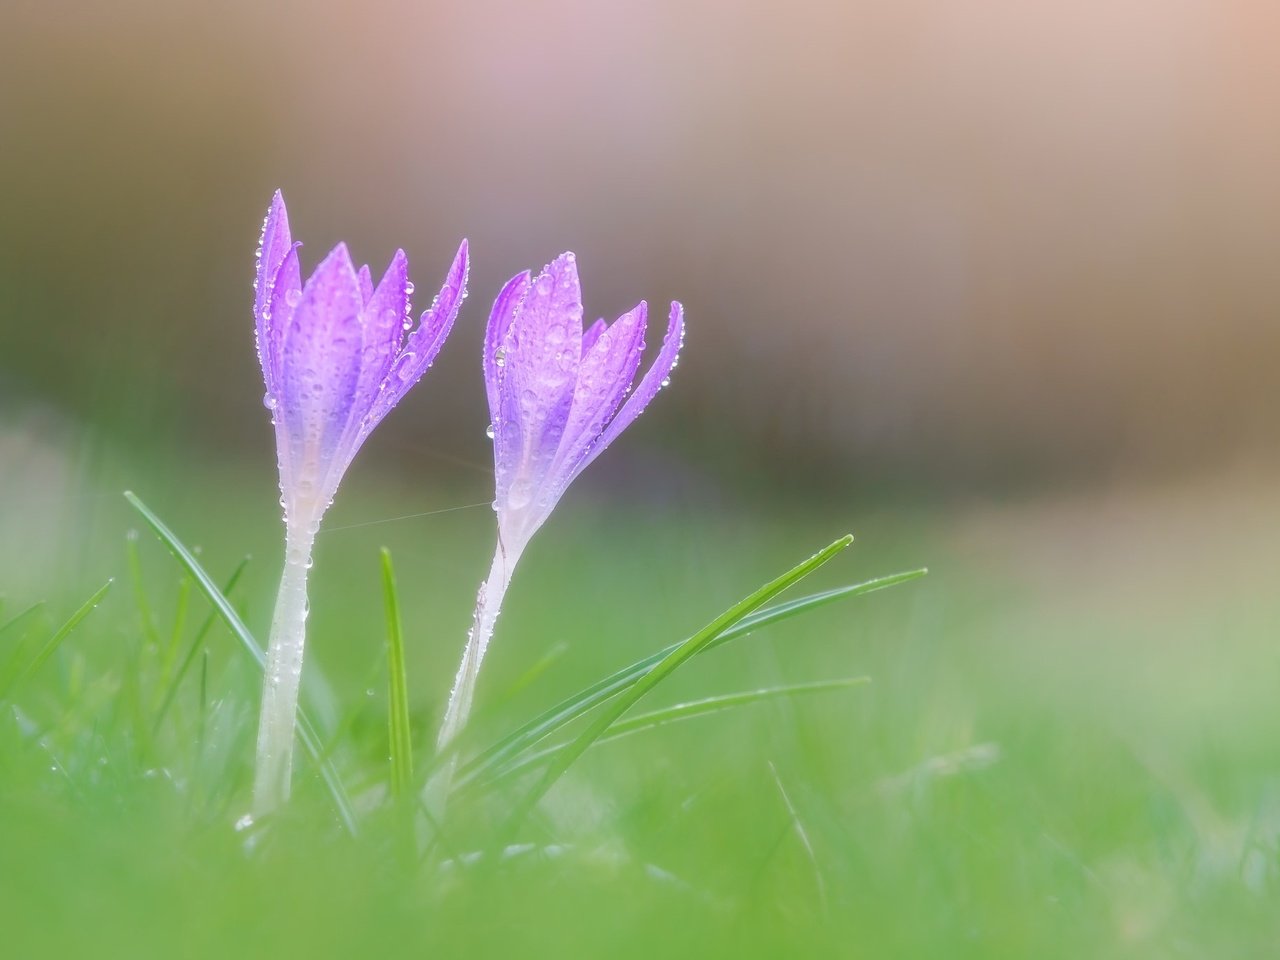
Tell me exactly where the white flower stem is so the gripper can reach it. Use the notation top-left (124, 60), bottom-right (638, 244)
top-left (252, 525), bottom-right (316, 818)
top-left (426, 544), bottom-right (515, 816)
top-left (438, 546), bottom-right (514, 751)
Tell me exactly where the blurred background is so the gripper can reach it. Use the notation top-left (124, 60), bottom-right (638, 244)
top-left (4, 3), bottom-right (1280, 953)
top-left (3, 0), bottom-right (1278, 497)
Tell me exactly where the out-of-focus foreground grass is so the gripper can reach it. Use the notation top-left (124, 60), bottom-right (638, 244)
top-left (0, 430), bottom-right (1278, 958)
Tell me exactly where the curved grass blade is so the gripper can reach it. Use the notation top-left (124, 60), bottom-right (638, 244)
top-left (152, 557), bottom-right (251, 733)
top-left (501, 535), bottom-right (853, 831)
top-left (0, 601), bottom-right (44, 641)
top-left (125, 531), bottom-right (162, 650)
top-left (125, 491), bottom-right (358, 836)
top-left (458, 566), bottom-right (925, 788)
top-left (0, 580), bottom-right (112, 701)
top-left (469, 677), bottom-right (869, 793)
top-left (156, 574), bottom-right (192, 692)
top-left (381, 548), bottom-right (413, 800)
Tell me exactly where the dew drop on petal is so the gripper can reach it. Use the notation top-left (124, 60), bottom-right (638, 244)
top-left (285, 289), bottom-right (302, 308)
top-left (485, 423), bottom-right (496, 440)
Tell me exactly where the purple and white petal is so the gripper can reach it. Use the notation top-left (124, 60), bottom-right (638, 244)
top-left (485, 270), bottom-right (531, 417)
top-left (262, 243), bottom-right (302, 400)
top-left (356, 264), bottom-right (375, 305)
top-left (575, 300), bottom-right (684, 480)
top-left (277, 243), bottom-right (365, 515)
top-left (485, 270), bottom-right (532, 505)
top-left (549, 302), bottom-right (648, 487)
top-left (580, 318), bottom-right (608, 356)
top-left (255, 191), bottom-right (294, 393)
top-left (367, 239), bottom-right (469, 431)
top-left (501, 253), bottom-right (585, 502)
top-left (324, 249), bottom-right (410, 481)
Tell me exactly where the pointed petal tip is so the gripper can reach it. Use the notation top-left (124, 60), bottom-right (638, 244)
top-left (263, 191), bottom-right (289, 236)
top-left (540, 251), bottom-right (578, 280)
top-left (667, 301), bottom-right (686, 344)
top-left (321, 241), bottom-right (356, 271)
top-left (451, 238), bottom-right (470, 283)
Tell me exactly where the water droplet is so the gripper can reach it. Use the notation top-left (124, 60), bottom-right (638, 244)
top-left (263, 393), bottom-right (278, 410)
top-left (485, 423), bottom-right (496, 439)
top-left (234, 814), bottom-right (255, 832)
top-left (494, 348), bottom-right (507, 368)
top-left (285, 288), bottom-right (302, 308)
top-left (660, 377), bottom-right (671, 388)
top-left (404, 281), bottom-right (415, 296)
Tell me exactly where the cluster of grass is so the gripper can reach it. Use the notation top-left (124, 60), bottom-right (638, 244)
top-left (1, 447), bottom-right (1279, 957)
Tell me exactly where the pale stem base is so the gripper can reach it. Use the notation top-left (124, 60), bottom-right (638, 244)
top-left (252, 528), bottom-right (316, 817)
top-left (427, 545), bottom-right (515, 815)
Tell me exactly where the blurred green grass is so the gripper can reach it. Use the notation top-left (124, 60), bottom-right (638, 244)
top-left (1, 434), bottom-right (1278, 958)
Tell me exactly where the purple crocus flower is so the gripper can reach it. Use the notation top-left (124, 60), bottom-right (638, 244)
top-left (252, 190), bottom-right (468, 815)
top-left (436, 251), bottom-right (683, 754)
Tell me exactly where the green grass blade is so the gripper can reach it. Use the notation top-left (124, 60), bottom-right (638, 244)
top-left (500, 535), bottom-right (853, 829)
top-left (152, 557), bottom-right (251, 732)
top-left (472, 677), bottom-right (869, 792)
top-left (124, 490), bottom-right (358, 836)
top-left (0, 601), bottom-right (45, 640)
top-left (156, 574), bottom-right (192, 692)
top-left (493, 641), bottom-right (570, 705)
top-left (459, 566), bottom-right (925, 786)
top-left (125, 530), bottom-right (162, 650)
top-left (0, 580), bottom-right (113, 700)
top-left (380, 548), bottom-right (413, 800)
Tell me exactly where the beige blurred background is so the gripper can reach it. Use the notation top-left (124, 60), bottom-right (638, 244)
top-left (2, 0), bottom-right (1278, 494)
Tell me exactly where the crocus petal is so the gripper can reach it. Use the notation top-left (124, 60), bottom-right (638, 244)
top-left (255, 191), bottom-right (292, 320)
top-left (320, 249), bottom-right (410, 488)
top-left (255, 191), bottom-right (294, 394)
top-left (357, 264), bottom-right (374, 305)
top-left (365, 239), bottom-right (469, 432)
top-left (499, 253), bottom-right (585, 506)
top-left (548, 302), bottom-right (648, 487)
top-left (277, 242), bottom-right (365, 514)
top-left (359, 249), bottom-right (411, 389)
top-left (575, 300), bottom-right (684, 480)
top-left (485, 271), bottom-right (532, 500)
top-left (261, 243), bottom-right (302, 399)
top-left (485, 270), bottom-right (532, 417)
top-left (581, 318), bottom-right (607, 355)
